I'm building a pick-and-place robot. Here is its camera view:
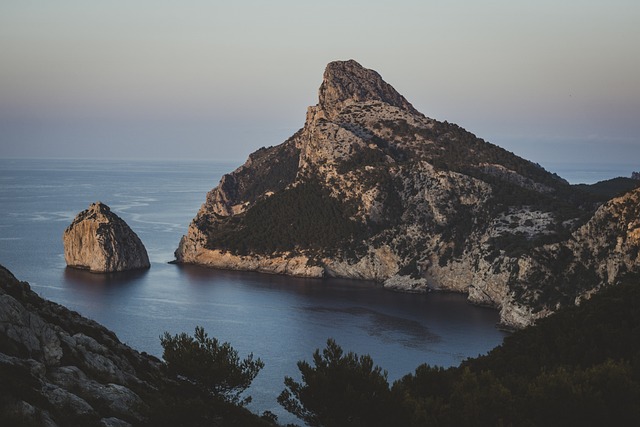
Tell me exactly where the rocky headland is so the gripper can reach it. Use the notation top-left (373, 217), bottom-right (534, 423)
top-left (175, 59), bottom-right (640, 329)
top-left (63, 202), bottom-right (150, 273)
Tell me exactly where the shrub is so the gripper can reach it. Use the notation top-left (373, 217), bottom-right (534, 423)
top-left (278, 339), bottom-right (401, 427)
top-left (160, 326), bottom-right (264, 406)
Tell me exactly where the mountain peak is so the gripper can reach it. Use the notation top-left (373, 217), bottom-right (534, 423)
top-left (318, 60), bottom-right (418, 118)
top-left (178, 60), bottom-right (624, 330)
top-left (89, 201), bottom-right (110, 214)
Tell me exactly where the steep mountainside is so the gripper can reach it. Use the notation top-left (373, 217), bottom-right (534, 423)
top-left (175, 60), bottom-right (639, 328)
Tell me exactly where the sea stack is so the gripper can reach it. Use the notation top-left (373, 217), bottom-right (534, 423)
top-left (63, 202), bottom-right (150, 273)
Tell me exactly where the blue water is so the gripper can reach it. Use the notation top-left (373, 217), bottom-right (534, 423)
top-left (0, 158), bottom-right (516, 423)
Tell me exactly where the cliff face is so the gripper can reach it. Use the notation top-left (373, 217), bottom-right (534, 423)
top-left (64, 202), bottom-right (150, 273)
top-left (502, 188), bottom-right (640, 327)
top-left (175, 59), bottom-right (639, 328)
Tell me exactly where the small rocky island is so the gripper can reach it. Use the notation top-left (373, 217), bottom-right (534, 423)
top-left (63, 202), bottom-right (150, 273)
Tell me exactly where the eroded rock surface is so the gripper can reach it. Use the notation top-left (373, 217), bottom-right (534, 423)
top-left (0, 266), bottom-right (271, 426)
top-left (0, 265), bottom-right (159, 426)
top-left (176, 60), bottom-right (640, 328)
top-left (64, 202), bottom-right (150, 273)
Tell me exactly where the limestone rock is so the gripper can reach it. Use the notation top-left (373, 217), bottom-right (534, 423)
top-left (318, 59), bottom-right (419, 119)
top-left (176, 60), bottom-right (640, 329)
top-left (63, 202), bottom-right (150, 273)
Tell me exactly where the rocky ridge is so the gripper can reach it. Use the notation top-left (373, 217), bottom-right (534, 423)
top-left (0, 265), bottom-right (160, 425)
top-left (175, 60), bottom-right (639, 328)
top-left (63, 202), bottom-right (150, 273)
top-left (0, 266), bottom-right (267, 426)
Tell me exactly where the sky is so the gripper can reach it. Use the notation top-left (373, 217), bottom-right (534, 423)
top-left (1, 0), bottom-right (639, 174)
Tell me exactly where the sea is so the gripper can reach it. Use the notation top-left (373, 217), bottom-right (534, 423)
top-left (0, 158), bottom-right (630, 423)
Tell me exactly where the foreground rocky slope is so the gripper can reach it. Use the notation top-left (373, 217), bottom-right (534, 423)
top-left (64, 202), bottom-right (150, 273)
top-left (176, 59), bottom-right (639, 328)
top-left (0, 266), bottom-right (266, 426)
top-left (0, 265), bottom-right (160, 425)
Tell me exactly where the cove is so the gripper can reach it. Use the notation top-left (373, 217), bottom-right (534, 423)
top-left (0, 158), bottom-right (507, 422)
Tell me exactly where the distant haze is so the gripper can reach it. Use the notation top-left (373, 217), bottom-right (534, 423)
top-left (1, 1), bottom-right (638, 174)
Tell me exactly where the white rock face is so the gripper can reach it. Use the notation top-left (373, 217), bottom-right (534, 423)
top-left (63, 202), bottom-right (150, 273)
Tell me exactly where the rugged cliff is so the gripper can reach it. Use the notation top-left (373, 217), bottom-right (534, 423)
top-left (502, 188), bottom-right (640, 326)
top-left (175, 59), bottom-right (639, 328)
top-left (64, 202), bottom-right (150, 273)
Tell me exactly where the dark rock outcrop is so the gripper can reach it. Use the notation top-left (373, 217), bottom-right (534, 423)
top-left (0, 265), bottom-right (159, 425)
top-left (63, 202), bottom-right (150, 273)
top-left (0, 265), bottom-right (267, 426)
top-left (175, 59), bottom-right (640, 328)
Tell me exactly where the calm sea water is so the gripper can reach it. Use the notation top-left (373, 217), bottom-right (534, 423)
top-left (542, 161), bottom-right (637, 185)
top-left (1, 157), bottom-right (579, 422)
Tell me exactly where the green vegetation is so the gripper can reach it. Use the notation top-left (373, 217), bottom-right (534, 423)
top-left (278, 274), bottom-right (640, 426)
top-left (224, 140), bottom-right (301, 204)
top-left (436, 273), bottom-right (640, 426)
top-left (204, 179), bottom-right (366, 256)
top-left (278, 338), bottom-right (401, 427)
top-left (149, 327), bottom-right (271, 426)
top-left (7, 271), bottom-right (637, 426)
top-left (381, 117), bottom-right (600, 223)
top-left (160, 326), bottom-right (264, 406)
top-left (574, 177), bottom-right (640, 201)
top-left (380, 118), bottom-right (566, 189)
top-left (335, 145), bottom-right (389, 174)
top-left (145, 380), bottom-right (273, 427)
top-left (486, 229), bottom-right (574, 260)
top-left (437, 207), bottom-right (476, 259)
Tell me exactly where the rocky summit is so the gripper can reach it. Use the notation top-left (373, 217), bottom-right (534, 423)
top-left (175, 59), bottom-right (640, 328)
top-left (64, 202), bottom-right (150, 273)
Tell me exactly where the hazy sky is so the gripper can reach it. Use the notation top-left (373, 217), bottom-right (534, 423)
top-left (1, 0), bottom-right (639, 171)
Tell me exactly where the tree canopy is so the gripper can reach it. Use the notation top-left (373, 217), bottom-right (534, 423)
top-left (160, 326), bottom-right (264, 406)
top-left (279, 274), bottom-right (640, 426)
top-left (278, 338), bottom-right (402, 427)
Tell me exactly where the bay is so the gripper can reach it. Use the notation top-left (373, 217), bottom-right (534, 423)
top-left (0, 158), bottom-right (512, 423)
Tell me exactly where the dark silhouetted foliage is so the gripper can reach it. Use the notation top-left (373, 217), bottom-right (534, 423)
top-left (278, 339), bottom-right (404, 427)
top-left (392, 273), bottom-right (640, 426)
top-left (274, 275), bottom-right (640, 426)
top-left (574, 177), bottom-right (640, 201)
top-left (160, 326), bottom-right (264, 406)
